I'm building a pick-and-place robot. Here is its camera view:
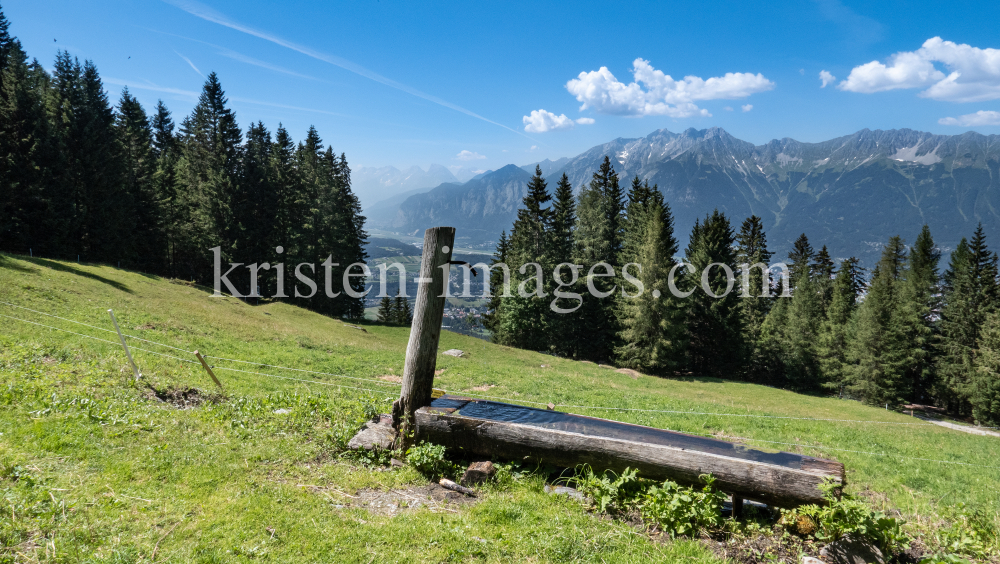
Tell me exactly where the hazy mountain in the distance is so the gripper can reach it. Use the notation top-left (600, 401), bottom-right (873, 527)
top-left (352, 164), bottom-right (460, 208)
top-left (366, 127), bottom-right (1000, 265)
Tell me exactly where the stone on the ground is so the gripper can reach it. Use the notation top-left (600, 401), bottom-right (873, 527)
top-left (544, 485), bottom-right (585, 501)
top-left (390, 458), bottom-right (404, 468)
top-left (801, 557), bottom-right (825, 564)
top-left (460, 461), bottom-right (496, 486)
top-left (442, 349), bottom-right (465, 357)
top-left (348, 417), bottom-right (397, 451)
top-left (819, 535), bottom-right (884, 564)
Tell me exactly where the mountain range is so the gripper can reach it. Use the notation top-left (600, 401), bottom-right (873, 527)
top-left (366, 127), bottom-right (1000, 264)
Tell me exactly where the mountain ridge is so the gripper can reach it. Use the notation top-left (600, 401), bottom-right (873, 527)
top-left (367, 127), bottom-right (1000, 263)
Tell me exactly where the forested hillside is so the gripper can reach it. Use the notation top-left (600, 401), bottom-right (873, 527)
top-left (489, 161), bottom-right (1000, 425)
top-left (0, 7), bottom-right (368, 319)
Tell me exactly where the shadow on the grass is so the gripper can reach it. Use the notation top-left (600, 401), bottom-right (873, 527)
top-left (19, 256), bottom-right (133, 294)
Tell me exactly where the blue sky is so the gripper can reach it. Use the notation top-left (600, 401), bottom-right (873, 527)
top-left (7, 0), bottom-right (1000, 171)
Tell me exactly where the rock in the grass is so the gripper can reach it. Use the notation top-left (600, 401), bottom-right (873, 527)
top-left (801, 557), bottom-right (826, 564)
top-left (819, 535), bottom-right (884, 564)
top-left (390, 458), bottom-right (404, 468)
top-left (273, 408), bottom-right (291, 414)
top-left (442, 349), bottom-right (465, 357)
top-left (543, 485), bottom-right (585, 501)
top-left (460, 461), bottom-right (496, 486)
top-left (348, 418), bottom-right (397, 451)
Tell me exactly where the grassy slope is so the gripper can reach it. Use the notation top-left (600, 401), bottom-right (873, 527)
top-left (1, 253), bottom-right (998, 562)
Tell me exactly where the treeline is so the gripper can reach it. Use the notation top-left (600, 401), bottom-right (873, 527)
top-left (0, 7), bottom-right (367, 318)
top-left (488, 158), bottom-right (1000, 424)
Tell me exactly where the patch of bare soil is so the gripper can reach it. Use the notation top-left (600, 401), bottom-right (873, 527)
top-left (146, 387), bottom-right (222, 408)
top-left (303, 483), bottom-right (477, 516)
top-left (469, 384), bottom-right (496, 392)
top-left (704, 528), bottom-right (821, 564)
top-left (615, 368), bottom-right (641, 379)
top-left (378, 374), bottom-right (403, 383)
top-left (134, 323), bottom-right (156, 330)
top-left (702, 528), bottom-right (926, 564)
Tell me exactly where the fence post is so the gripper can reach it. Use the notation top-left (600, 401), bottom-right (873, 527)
top-left (393, 227), bottom-right (455, 443)
top-left (108, 309), bottom-right (141, 382)
top-left (194, 350), bottom-right (225, 393)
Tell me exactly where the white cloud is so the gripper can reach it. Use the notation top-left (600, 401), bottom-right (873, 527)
top-left (456, 150), bottom-right (486, 161)
top-left (723, 106), bottom-right (734, 111)
top-left (565, 58), bottom-right (774, 118)
top-left (522, 109), bottom-right (576, 132)
top-left (576, 117), bottom-right (595, 125)
top-left (741, 104), bottom-right (753, 112)
top-left (530, 145), bottom-right (538, 151)
top-left (839, 37), bottom-right (1000, 102)
top-left (938, 110), bottom-right (1000, 126)
top-left (819, 70), bottom-right (836, 88)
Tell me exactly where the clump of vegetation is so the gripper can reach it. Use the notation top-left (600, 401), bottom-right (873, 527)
top-left (568, 465), bottom-right (726, 538)
top-left (923, 503), bottom-right (998, 562)
top-left (405, 441), bottom-right (455, 478)
top-left (639, 475), bottom-right (727, 537)
top-left (780, 481), bottom-right (909, 554)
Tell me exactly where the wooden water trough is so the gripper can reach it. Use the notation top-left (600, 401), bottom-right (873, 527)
top-left (391, 227), bottom-right (845, 508)
top-left (415, 395), bottom-right (843, 507)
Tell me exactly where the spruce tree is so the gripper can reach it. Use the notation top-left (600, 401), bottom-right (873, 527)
top-left (571, 156), bottom-right (626, 361)
top-left (788, 233), bottom-right (814, 286)
top-left (972, 309), bottom-right (1000, 424)
top-left (548, 173), bottom-right (577, 355)
top-left (615, 185), bottom-right (680, 373)
top-left (333, 150), bottom-right (369, 320)
top-left (905, 225), bottom-right (941, 403)
top-left (483, 230), bottom-right (510, 337)
top-left (394, 294), bottom-right (412, 326)
top-left (376, 296), bottom-right (394, 323)
top-left (233, 122), bottom-right (277, 294)
top-left (116, 88), bottom-right (164, 270)
top-left (495, 166), bottom-right (552, 350)
top-left (681, 210), bottom-right (741, 376)
top-left (735, 215), bottom-right (773, 379)
top-left (0, 29), bottom-right (47, 254)
top-left (780, 271), bottom-right (824, 389)
top-left (847, 236), bottom-right (914, 405)
top-left (174, 72), bottom-right (242, 281)
top-left (150, 100), bottom-right (181, 274)
top-left (817, 258), bottom-right (863, 395)
top-left (937, 225), bottom-right (999, 414)
top-left (812, 245), bottom-right (836, 313)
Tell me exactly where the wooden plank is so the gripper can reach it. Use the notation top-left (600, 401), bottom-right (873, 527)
top-left (393, 226), bottom-right (455, 441)
top-left (415, 406), bottom-right (844, 508)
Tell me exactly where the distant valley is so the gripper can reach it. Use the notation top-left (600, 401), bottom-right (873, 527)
top-left (365, 127), bottom-right (1000, 264)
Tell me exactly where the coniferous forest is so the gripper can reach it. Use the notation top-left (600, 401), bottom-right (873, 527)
top-left (487, 160), bottom-right (1000, 425)
top-left (0, 7), bottom-right (368, 319)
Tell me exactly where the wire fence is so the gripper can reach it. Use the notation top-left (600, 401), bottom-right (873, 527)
top-left (3, 300), bottom-right (1000, 471)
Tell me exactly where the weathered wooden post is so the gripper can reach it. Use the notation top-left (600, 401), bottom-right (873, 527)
top-left (393, 226), bottom-right (455, 445)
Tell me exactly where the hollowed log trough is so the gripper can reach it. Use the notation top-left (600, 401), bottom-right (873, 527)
top-left (416, 395), bottom-right (844, 508)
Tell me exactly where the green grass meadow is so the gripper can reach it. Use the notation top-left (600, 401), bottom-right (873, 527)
top-left (1, 252), bottom-right (998, 562)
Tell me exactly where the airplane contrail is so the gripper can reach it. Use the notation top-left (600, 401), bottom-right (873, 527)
top-left (161, 0), bottom-right (533, 139)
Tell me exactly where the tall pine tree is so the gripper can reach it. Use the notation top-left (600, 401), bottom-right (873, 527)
top-left (735, 215), bottom-right (773, 379)
top-left (681, 210), bottom-right (741, 376)
top-left (615, 179), bottom-right (680, 373)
